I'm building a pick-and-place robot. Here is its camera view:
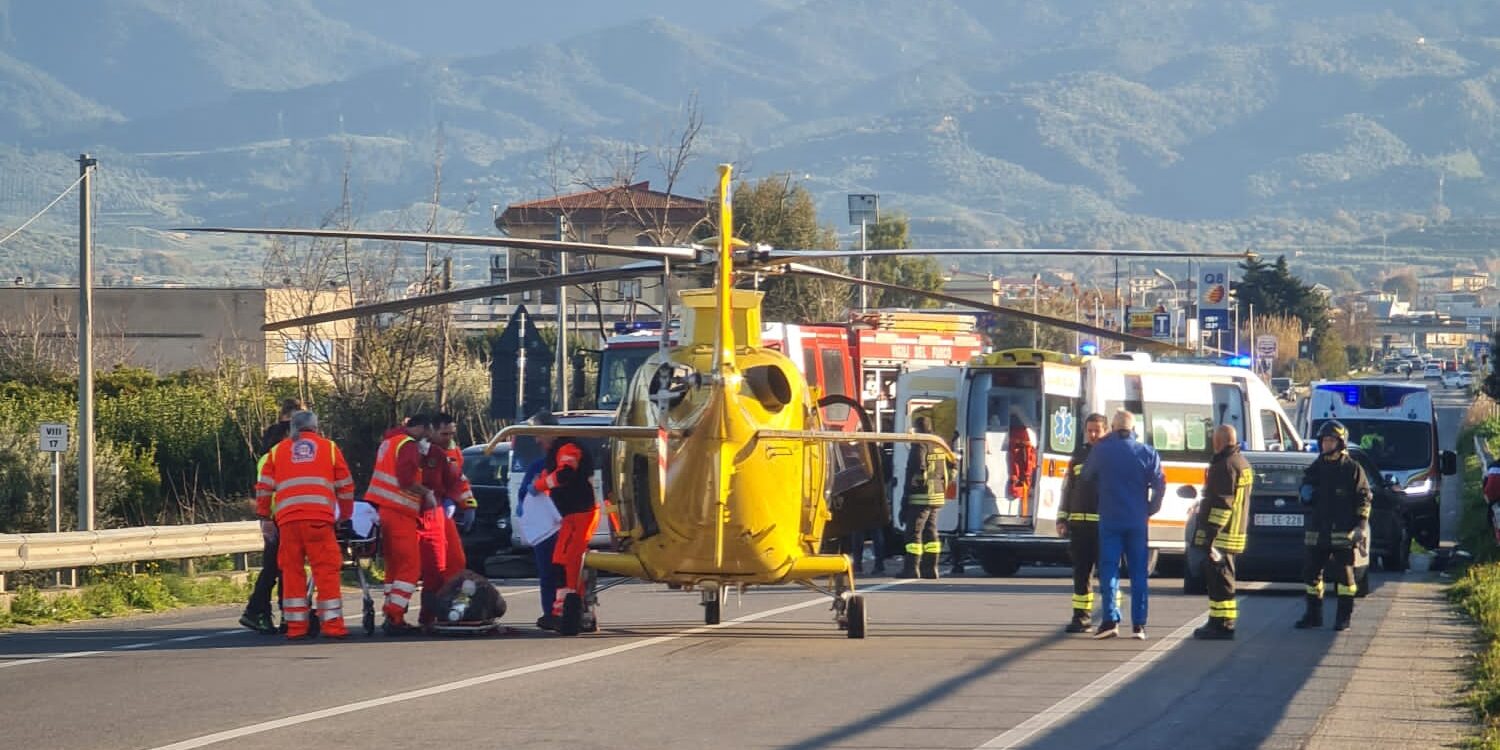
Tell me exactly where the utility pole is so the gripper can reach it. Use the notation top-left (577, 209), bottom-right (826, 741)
top-left (555, 214), bottom-right (569, 413)
top-left (1031, 273), bottom-right (1041, 348)
top-left (435, 256), bottom-right (452, 410)
top-left (515, 310), bottom-right (527, 423)
top-left (77, 154), bottom-right (96, 532)
top-left (859, 218), bottom-right (868, 312)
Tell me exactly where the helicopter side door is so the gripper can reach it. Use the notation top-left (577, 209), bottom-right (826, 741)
top-left (817, 394), bottom-right (887, 539)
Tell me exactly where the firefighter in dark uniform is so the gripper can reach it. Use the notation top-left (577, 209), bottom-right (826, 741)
top-left (901, 416), bottom-right (951, 580)
top-left (1296, 420), bottom-right (1372, 632)
top-left (1057, 413), bottom-right (1108, 633)
top-left (1192, 424), bottom-right (1253, 640)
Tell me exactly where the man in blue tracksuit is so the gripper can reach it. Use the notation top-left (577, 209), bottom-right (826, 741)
top-left (1082, 409), bottom-right (1166, 640)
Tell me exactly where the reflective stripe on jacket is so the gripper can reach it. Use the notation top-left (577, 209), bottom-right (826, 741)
top-left (1193, 444), bottom-right (1252, 553)
top-left (367, 433), bottom-right (423, 516)
top-left (256, 433), bottom-right (354, 525)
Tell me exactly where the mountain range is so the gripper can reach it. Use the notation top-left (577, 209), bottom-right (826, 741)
top-left (1, 0), bottom-right (1498, 287)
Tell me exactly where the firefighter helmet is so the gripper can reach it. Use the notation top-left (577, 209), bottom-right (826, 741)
top-left (1317, 420), bottom-right (1349, 451)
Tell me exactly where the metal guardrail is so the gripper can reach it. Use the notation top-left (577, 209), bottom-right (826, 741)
top-left (0, 522), bottom-right (262, 574)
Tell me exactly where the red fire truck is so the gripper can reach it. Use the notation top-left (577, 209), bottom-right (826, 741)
top-left (597, 313), bottom-right (983, 431)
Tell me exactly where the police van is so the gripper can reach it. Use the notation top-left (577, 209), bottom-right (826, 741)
top-left (1294, 381), bottom-right (1457, 549)
top-left (892, 349), bottom-right (1301, 576)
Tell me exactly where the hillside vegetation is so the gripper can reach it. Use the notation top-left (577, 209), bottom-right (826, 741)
top-left (0, 1), bottom-right (1497, 284)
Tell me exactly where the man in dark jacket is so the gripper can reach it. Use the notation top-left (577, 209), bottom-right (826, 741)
top-left (1058, 413), bottom-right (1107, 633)
top-left (1296, 420), bottom-right (1372, 632)
top-left (1192, 425), bottom-right (1253, 640)
top-left (240, 397), bottom-right (304, 634)
top-left (1082, 409), bottom-right (1165, 640)
top-left (900, 416), bottom-right (951, 580)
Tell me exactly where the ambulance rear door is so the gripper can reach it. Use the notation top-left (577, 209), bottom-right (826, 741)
top-left (892, 366), bottom-right (963, 534)
top-left (1035, 361), bottom-right (1082, 537)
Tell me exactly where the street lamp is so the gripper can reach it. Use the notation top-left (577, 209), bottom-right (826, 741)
top-left (1153, 268), bottom-right (1178, 345)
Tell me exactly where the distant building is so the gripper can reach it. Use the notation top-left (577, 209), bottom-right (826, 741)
top-left (1418, 271), bottom-right (1491, 306)
top-left (486, 182), bottom-right (710, 325)
top-left (0, 287), bottom-right (353, 378)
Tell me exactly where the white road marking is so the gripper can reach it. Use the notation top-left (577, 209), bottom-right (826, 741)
top-left (145, 580), bottom-right (912, 750)
top-left (0, 650), bottom-right (106, 669)
top-left (2, 585), bottom-right (539, 668)
top-left (976, 600), bottom-right (1236, 749)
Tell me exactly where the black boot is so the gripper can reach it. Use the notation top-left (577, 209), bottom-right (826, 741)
top-left (1065, 610), bottom-right (1092, 633)
top-left (1294, 595), bottom-right (1323, 629)
top-left (1334, 597), bottom-right (1353, 631)
top-left (899, 554), bottom-right (919, 579)
top-left (918, 553), bottom-right (939, 580)
top-left (1194, 617), bottom-right (1235, 640)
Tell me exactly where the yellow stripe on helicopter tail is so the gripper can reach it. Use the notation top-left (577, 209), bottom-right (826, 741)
top-left (714, 163), bottom-right (736, 568)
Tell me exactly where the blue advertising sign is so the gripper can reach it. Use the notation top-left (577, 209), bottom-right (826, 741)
top-left (1199, 267), bottom-right (1231, 334)
top-left (1152, 312), bottom-right (1172, 339)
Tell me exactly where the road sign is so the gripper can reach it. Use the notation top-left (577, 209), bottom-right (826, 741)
top-left (1473, 341), bottom-right (1491, 357)
top-left (1151, 312), bottom-right (1172, 339)
top-left (1468, 317), bottom-right (1483, 332)
top-left (847, 194), bottom-right (878, 225)
top-left (1255, 334), bottom-right (1278, 358)
top-left (38, 423), bottom-right (68, 452)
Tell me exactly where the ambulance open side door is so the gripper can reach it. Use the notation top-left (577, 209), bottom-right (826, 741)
top-left (892, 366), bottom-right (964, 535)
top-left (1035, 361), bottom-right (1083, 538)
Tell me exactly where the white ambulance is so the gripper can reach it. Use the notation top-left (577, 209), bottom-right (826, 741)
top-left (892, 349), bottom-right (1301, 576)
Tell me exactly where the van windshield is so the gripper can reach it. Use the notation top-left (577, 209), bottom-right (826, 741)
top-left (1311, 419), bottom-right (1432, 472)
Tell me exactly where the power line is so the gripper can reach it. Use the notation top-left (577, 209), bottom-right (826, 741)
top-left (0, 172), bottom-right (86, 248)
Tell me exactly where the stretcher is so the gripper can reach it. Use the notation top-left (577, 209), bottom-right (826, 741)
top-left (300, 501), bottom-right (380, 637)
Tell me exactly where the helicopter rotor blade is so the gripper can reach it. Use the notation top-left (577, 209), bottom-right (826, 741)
top-left (262, 262), bottom-right (667, 331)
top-left (770, 262), bottom-right (1189, 352)
top-left (750, 247), bottom-right (1252, 263)
top-left (179, 226), bottom-right (699, 263)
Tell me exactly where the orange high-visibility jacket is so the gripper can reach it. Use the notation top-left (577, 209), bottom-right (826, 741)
top-left (444, 442), bottom-right (476, 508)
top-left (256, 433), bottom-right (354, 524)
top-left (366, 433), bottom-right (424, 517)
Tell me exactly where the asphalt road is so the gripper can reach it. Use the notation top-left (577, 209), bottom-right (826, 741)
top-left (0, 567), bottom-right (1426, 750)
top-left (0, 378), bottom-right (1471, 750)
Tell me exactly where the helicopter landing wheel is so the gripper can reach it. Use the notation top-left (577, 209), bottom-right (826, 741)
top-left (702, 586), bottom-right (721, 625)
top-left (845, 595), bottom-right (867, 639)
top-left (833, 573), bottom-right (852, 629)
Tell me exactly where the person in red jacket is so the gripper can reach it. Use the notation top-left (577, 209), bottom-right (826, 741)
top-left (531, 411), bottom-right (598, 636)
top-left (255, 411), bottom-right (354, 639)
top-left (365, 414), bottom-right (435, 635)
top-left (1008, 414), bottom-right (1037, 515)
top-left (416, 414), bottom-right (472, 628)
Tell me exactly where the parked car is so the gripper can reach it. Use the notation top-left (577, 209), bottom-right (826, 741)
top-left (1183, 447), bottom-right (1407, 597)
top-left (457, 442), bottom-right (511, 572)
top-left (1271, 377), bottom-right (1294, 400)
top-left (1442, 371), bottom-right (1461, 389)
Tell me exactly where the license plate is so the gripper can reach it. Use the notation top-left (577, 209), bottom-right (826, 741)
top-left (1254, 513), bottom-right (1303, 527)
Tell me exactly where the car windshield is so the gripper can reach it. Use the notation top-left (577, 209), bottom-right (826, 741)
top-left (1253, 465), bottom-right (1309, 492)
top-left (462, 450), bottom-right (505, 486)
top-left (1311, 418), bottom-right (1432, 472)
top-left (598, 347), bottom-right (656, 410)
top-left (510, 431), bottom-right (607, 474)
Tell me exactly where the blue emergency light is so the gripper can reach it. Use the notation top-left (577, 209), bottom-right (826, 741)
top-left (1227, 355), bottom-right (1253, 368)
top-left (1079, 342), bottom-right (1098, 356)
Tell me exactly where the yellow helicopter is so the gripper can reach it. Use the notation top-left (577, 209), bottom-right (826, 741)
top-left (189, 164), bottom-right (1247, 638)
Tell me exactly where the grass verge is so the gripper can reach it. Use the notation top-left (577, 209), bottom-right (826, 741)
top-left (0, 571), bottom-right (249, 629)
top-left (1450, 564), bottom-right (1500, 749)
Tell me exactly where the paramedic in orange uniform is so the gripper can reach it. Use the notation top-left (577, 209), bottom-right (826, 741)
top-left (254, 411), bottom-right (355, 640)
top-left (416, 414), bottom-right (472, 627)
top-left (364, 414), bottom-right (434, 635)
